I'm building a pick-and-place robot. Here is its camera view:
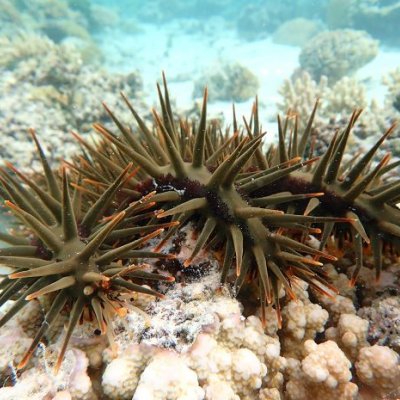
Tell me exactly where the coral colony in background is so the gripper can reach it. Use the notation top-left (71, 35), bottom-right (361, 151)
top-left (0, 74), bottom-right (400, 400)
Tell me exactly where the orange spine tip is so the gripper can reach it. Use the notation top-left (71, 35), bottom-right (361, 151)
top-left (154, 241), bottom-right (167, 252)
top-left (17, 355), bottom-right (30, 370)
top-left (349, 279), bottom-right (356, 288)
top-left (146, 228), bottom-right (164, 239)
top-left (4, 200), bottom-right (18, 210)
top-left (323, 254), bottom-right (338, 261)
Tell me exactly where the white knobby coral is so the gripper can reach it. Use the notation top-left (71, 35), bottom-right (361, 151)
top-left (281, 298), bottom-right (329, 359)
top-left (286, 340), bottom-right (358, 400)
top-left (326, 314), bottom-right (369, 361)
top-left (133, 351), bottom-right (205, 400)
top-left (356, 345), bottom-right (400, 397)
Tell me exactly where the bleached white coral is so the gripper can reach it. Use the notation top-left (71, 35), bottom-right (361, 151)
top-left (188, 330), bottom-right (268, 399)
top-left (194, 61), bottom-right (259, 102)
top-left (0, 322), bottom-right (32, 372)
top-left (286, 340), bottom-right (358, 400)
top-left (0, 371), bottom-right (53, 400)
top-left (356, 345), bottom-right (400, 397)
top-left (0, 347), bottom-right (95, 400)
top-left (0, 298), bottom-right (44, 340)
top-left (102, 344), bottom-right (152, 400)
top-left (277, 71), bottom-right (328, 129)
top-left (133, 351), bottom-right (204, 400)
top-left (326, 314), bottom-right (369, 361)
top-left (277, 72), bottom-right (391, 145)
top-left (281, 298), bottom-right (328, 358)
top-left (313, 265), bottom-right (357, 322)
top-left (100, 272), bottom-right (281, 400)
top-left (205, 379), bottom-right (239, 400)
top-left (0, 32), bottom-right (142, 170)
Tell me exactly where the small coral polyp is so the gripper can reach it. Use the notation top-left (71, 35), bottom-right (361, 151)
top-left (0, 130), bottom-right (174, 370)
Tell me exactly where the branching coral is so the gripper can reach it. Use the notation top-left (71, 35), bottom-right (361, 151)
top-left (277, 71), bottom-right (372, 131)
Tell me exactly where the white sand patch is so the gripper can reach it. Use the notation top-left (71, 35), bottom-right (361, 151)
top-left (98, 18), bottom-right (400, 147)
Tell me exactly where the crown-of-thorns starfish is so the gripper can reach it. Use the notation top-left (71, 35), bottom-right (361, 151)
top-left (0, 129), bottom-right (175, 372)
top-left (67, 74), bottom-right (359, 324)
top-left (256, 105), bottom-right (400, 285)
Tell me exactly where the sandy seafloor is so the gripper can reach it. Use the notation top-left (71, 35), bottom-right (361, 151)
top-left (97, 18), bottom-right (400, 143)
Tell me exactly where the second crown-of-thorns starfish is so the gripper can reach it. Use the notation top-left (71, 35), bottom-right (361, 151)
top-left (0, 129), bottom-right (176, 371)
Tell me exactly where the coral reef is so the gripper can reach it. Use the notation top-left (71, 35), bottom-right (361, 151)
top-left (0, 33), bottom-right (142, 169)
top-left (355, 345), bottom-right (400, 398)
top-left (236, 2), bottom-right (296, 41)
top-left (0, 130), bottom-right (176, 369)
top-left (358, 294), bottom-right (400, 352)
top-left (299, 30), bottom-right (379, 83)
top-left (0, 75), bottom-right (400, 399)
top-left (277, 71), bottom-right (395, 157)
top-left (235, 0), bottom-right (327, 41)
top-left (285, 340), bottom-right (358, 400)
top-left (383, 67), bottom-right (400, 113)
top-left (94, 268), bottom-right (285, 400)
top-left (0, 0), bottom-right (118, 41)
top-left (0, 345), bottom-right (96, 400)
top-left (278, 72), bottom-right (370, 125)
top-left (194, 62), bottom-right (259, 102)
